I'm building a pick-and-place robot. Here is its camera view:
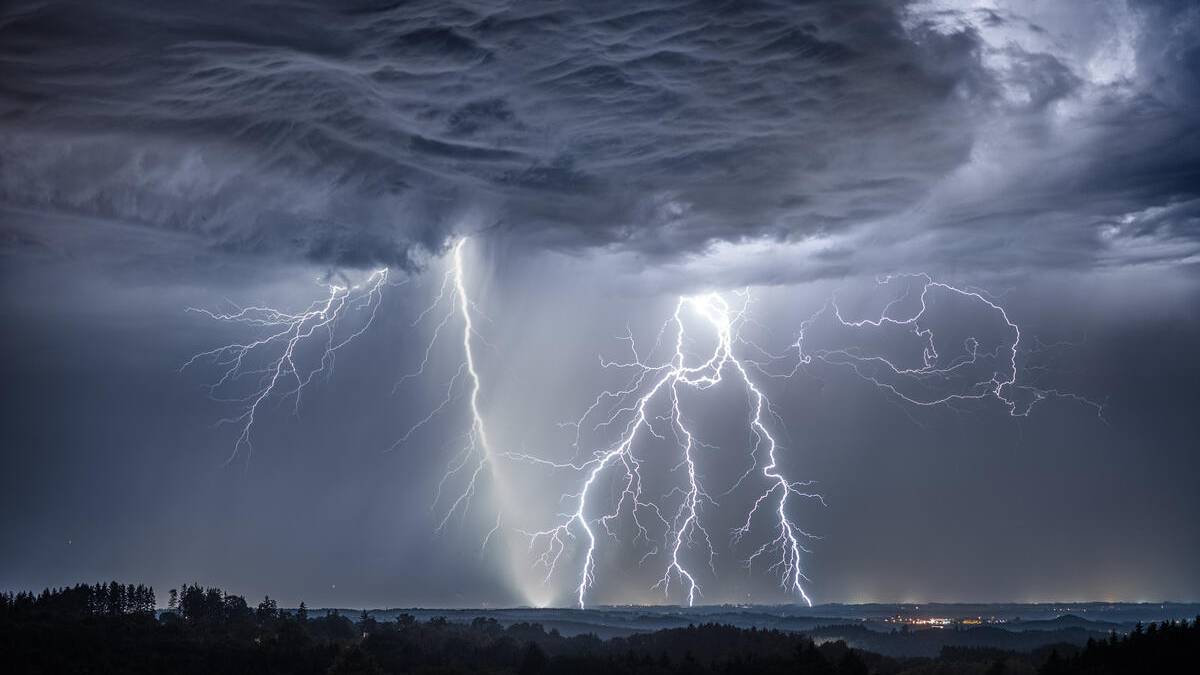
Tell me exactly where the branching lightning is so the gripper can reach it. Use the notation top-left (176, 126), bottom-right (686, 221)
top-left (185, 245), bottom-right (1101, 609)
top-left (183, 269), bottom-right (389, 463)
top-left (782, 274), bottom-right (1105, 420)
top-left (516, 292), bottom-right (823, 608)
top-left (513, 275), bottom-right (1101, 608)
top-left (391, 239), bottom-right (498, 530)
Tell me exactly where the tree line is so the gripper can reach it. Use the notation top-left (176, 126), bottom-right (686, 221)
top-left (1, 581), bottom-right (156, 618)
top-left (2, 581), bottom-right (1198, 674)
top-left (1040, 618), bottom-right (1200, 675)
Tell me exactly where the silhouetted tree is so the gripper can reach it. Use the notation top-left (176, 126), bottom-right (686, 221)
top-left (837, 649), bottom-right (869, 675)
top-left (4, 580), bottom-right (1198, 675)
top-left (257, 595), bottom-right (278, 622)
top-left (327, 645), bottom-right (383, 675)
top-left (357, 609), bottom-right (378, 635)
top-left (518, 641), bottom-right (547, 675)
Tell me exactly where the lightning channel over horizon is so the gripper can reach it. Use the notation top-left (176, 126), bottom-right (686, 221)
top-left (509, 275), bottom-right (1101, 608)
top-left (784, 274), bottom-right (1106, 421)
top-left (392, 238), bottom-right (500, 532)
top-left (516, 291), bottom-right (822, 608)
top-left (185, 243), bottom-right (1102, 608)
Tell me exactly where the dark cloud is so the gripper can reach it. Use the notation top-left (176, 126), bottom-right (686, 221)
top-left (3, 1), bottom-right (1196, 276)
top-left (888, 0), bottom-right (1200, 275)
top-left (0, 0), bottom-right (989, 269)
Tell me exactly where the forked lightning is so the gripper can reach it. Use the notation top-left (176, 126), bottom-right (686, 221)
top-left (183, 269), bottom-right (388, 463)
top-left (187, 241), bottom-right (1100, 607)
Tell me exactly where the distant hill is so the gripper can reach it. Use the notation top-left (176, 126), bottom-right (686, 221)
top-left (1009, 614), bottom-right (1123, 632)
top-left (5, 582), bottom-right (1198, 674)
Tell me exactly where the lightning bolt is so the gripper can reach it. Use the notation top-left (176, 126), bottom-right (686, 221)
top-left (185, 248), bottom-right (1101, 608)
top-left (786, 274), bottom-right (1105, 420)
top-left (391, 238), bottom-right (498, 531)
top-left (518, 291), bottom-right (821, 608)
top-left (183, 268), bottom-right (389, 463)
top-left (188, 236), bottom-right (500, 529)
top-left (515, 274), bottom-right (1100, 608)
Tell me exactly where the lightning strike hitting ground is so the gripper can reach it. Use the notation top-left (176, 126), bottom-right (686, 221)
top-left (185, 245), bottom-right (1100, 608)
top-left (517, 292), bottom-right (822, 608)
top-left (513, 275), bottom-right (1100, 608)
top-left (183, 269), bottom-right (389, 463)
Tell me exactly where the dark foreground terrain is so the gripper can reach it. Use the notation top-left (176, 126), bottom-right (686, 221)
top-left (3, 583), bottom-right (1198, 674)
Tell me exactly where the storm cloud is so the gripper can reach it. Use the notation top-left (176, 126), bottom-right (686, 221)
top-left (3, 0), bottom-right (1195, 274)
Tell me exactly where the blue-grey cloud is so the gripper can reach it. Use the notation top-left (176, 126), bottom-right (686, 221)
top-left (3, 1), bottom-right (1196, 276)
top-left (0, 1), bottom-right (974, 269)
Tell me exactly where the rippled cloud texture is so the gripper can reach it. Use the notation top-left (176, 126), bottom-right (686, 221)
top-left (2, 0), bottom-right (1196, 274)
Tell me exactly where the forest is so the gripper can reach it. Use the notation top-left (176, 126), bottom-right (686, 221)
top-left (2, 582), bottom-right (1197, 674)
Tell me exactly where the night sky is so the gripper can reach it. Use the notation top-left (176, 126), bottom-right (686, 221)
top-left (1, 1), bottom-right (1198, 608)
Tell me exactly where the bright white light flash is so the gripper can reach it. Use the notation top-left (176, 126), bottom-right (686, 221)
top-left (186, 247), bottom-right (1101, 608)
top-left (514, 275), bottom-right (1101, 608)
top-left (517, 292), bottom-right (822, 608)
top-left (183, 269), bottom-right (388, 463)
top-left (392, 239), bottom-right (498, 530)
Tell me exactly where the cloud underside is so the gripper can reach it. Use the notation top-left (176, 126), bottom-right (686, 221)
top-left (0, 0), bottom-right (1197, 276)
